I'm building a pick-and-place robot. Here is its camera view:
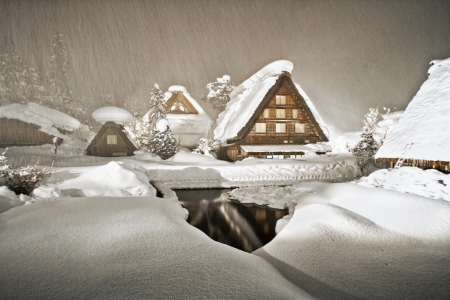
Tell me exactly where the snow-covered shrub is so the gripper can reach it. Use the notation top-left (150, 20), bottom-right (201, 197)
top-left (201, 75), bottom-right (234, 111)
top-left (193, 138), bottom-right (220, 159)
top-left (0, 150), bottom-right (49, 195)
top-left (148, 120), bottom-right (179, 160)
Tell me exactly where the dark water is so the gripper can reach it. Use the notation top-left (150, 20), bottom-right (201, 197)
top-left (176, 189), bottom-right (288, 253)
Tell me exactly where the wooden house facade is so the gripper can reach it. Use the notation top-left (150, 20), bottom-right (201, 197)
top-left (218, 73), bottom-right (329, 161)
top-left (0, 118), bottom-right (63, 148)
top-left (86, 122), bottom-right (137, 157)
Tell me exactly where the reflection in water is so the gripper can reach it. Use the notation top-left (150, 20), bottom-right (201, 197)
top-left (176, 189), bottom-right (288, 253)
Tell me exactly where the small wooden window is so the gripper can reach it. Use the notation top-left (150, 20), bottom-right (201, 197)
top-left (276, 95), bottom-right (286, 105)
top-left (276, 123), bottom-right (286, 133)
top-left (255, 123), bottom-right (266, 133)
top-left (263, 109), bottom-right (270, 119)
top-left (292, 109), bottom-right (298, 119)
top-left (276, 109), bottom-right (285, 119)
top-left (295, 123), bottom-right (305, 133)
top-left (170, 101), bottom-right (187, 113)
top-left (107, 135), bottom-right (117, 145)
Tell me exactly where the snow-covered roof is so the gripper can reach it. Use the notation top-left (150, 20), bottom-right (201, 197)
top-left (376, 57), bottom-right (450, 161)
top-left (214, 60), bottom-right (329, 142)
top-left (0, 102), bottom-right (81, 132)
top-left (240, 144), bottom-right (332, 153)
top-left (92, 106), bottom-right (133, 125)
top-left (164, 86), bottom-right (212, 135)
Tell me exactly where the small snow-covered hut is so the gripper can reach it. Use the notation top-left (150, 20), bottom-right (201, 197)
top-left (86, 107), bottom-right (137, 157)
top-left (0, 102), bottom-right (81, 148)
top-left (376, 58), bottom-right (450, 172)
top-left (164, 85), bottom-right (213, 148)
top-left (214, 60), bottom-right (329, 161)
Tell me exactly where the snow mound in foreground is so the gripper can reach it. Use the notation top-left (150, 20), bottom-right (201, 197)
top-left (254, 182), bottom-right (450, 299)
top-left (357, 167), bottom-right (450, 201)
top-left (33, 161), bottom-right (155, 197)
top-left (0, 196), bottom-right (310, 299)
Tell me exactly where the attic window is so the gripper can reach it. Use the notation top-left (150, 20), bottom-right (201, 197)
top-left (263, 109), bottom-right (270, 119)
top-left (276, 95), bottom-right (286, 105)
top-left (292, 109), bottom-right (298, 119)
top-left (170, 101), bottom-right (188, 113)
top-left (107, 135), bottom-right (117, 145)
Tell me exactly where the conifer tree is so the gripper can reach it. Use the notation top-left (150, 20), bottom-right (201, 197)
top-left (350, 107), bottom-right (381, 167)
top-left (201, 75), bottom-right (233, 111)
top-left (146, 83), bottom-right (167, 130)
top-left (148, 120), bottom-right (178, 160)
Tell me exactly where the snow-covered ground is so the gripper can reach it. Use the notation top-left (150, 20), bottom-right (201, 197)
top-left (1, 143), bottom-right (449, 298)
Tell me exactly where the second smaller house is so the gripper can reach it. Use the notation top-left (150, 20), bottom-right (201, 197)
top-left (86, 107), bottom-right (137, 157)
top-left (165, 85), bottom-right (213, 149)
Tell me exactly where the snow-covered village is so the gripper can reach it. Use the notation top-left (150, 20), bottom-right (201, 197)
top-left (1, 1), bottom-right (449, 299)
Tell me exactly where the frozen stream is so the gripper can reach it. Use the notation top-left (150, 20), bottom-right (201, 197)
top-left (176, 189), bottom-right (288, 253)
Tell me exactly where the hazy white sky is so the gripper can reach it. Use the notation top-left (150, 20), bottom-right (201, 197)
top-left (1, 0), bottom-right (449, 132)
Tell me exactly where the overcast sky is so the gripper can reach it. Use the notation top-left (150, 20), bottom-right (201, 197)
top-left (1, 0), bottom-right (449, 132)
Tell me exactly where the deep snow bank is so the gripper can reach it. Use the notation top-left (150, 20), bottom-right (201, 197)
top-left (0, 196), bottom-right (311, 299)
top-left (255, 182), bottom-right (450, 299)
top-left (32, 161), bottom-right (156, 198)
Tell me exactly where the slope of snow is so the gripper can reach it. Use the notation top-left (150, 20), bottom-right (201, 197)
top-left (32, 161), bottom-right (155, 198)
top-left (376, 58), bottom-right (450, 161)
top-left (92, 106), bottom-right (134, 125)
top-left (357, 166), bottom-right (450, 201)
top-left (0, 102), bottom-right (81, 131)
top-left (0, 196), bottom-right (311, 299)
top-left (164, 86), bottom-right (213, 148)
top-left (0, 102), bottom-right (81, 138)
top-left (254, 182), bottom-right (450, 299)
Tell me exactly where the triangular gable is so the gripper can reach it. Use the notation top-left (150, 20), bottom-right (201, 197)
top-left (231, 74), bottom-right (328, 143)
top-left (166, 92), bottom-right (198, 114)
top-left (86, 121), bottom-right (137, 156)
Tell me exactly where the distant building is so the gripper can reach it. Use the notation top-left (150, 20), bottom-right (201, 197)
top-left (376, 58), bottom-right (450, 172)
top-left (214, 60), bottom-right (329, 161)
top-left (164, 86), bottom-right (213, 149)
top-left (0, 102), bottom-right (81, 148)
top-left (86, 107), bottom-right (137, 157)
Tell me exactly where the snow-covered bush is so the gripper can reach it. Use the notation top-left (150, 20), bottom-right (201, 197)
top-left (148, 119), bottom-right (179, 160)
top-left (0, 150), bottom-right (49, 195)
top-left (201, 75), bottom-right (234, 111)
top-left (193, 138), bottom-right (220, 159)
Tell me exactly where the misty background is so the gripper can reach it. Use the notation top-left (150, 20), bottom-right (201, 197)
top-left (1, 0), bottom-right (449, 133)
